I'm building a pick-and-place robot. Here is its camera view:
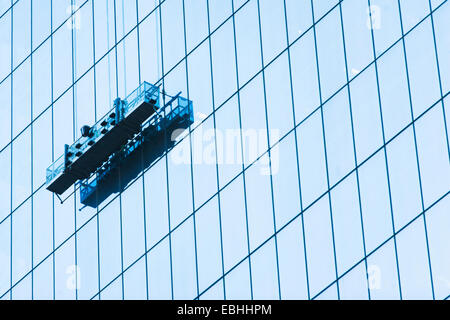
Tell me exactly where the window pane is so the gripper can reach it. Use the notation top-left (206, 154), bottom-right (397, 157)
top-left (341, 0), bottom-right (373, 80)
top-left (0, 145), bottom-right (11, 222)
top-left (12, 0), bottom-right (31, 69)
top-left (367, 240), bottom-right (401, 300)
top-left (12, 59), bottom-right (31, 138)
top-left (224, 258), bottom-right (252, 300)
top-left (144, 159), bottom-right (169, 248)
top-left (184, 0), bottom-right (207, 52)
top-left (220, 176), bottom-right (248, 272)
top-left (434, 3), bottom-right (450, 94)
top-left (399, 0), bottom-right (429, 33)
top-left (32, 40), bottom-right (52, 119)
top-left (168, 137), bottom-right (193, 228)
top-left (12, 274), bottom-right (31, 299)
top-left (98, 198), bottom-right (122, 290)
top-left (285, 0), bottom-right (312, 44)
top-left (272, 133), bottom-right (300, 229)
top-left (171, 217), bottom-right (197, 299)
top-left (250, 239), bottom-right (279, 300)
top-left (415, 107), bottom-right (450, 207)
top-left (33, 256), bottom-right (53, 300)
top-left (32, 0), bottom-right (51, 50)
top-left (161, 0), bottom-right (184, 73)
top-left (191, 118), bottom-right (218, 209)
top-left (245, 154), bottom-right (275, 251)
top-left (338, 262), bottom-right (369, 300)
top-left (290, 30), bottom-right (320, 125)
top-left (304, 196), bottom-right (336, 297)
top-left (211, 20), bottom-right (237, 107)
top-left (371, 0), bottom-right (402, 57)
top-left (350, 66), bottom-right (383, 164)
top-left (323, 89), bottom-right (355, 186)
top-left (12, 128), bottom-right (31, 209)
top-left (315, 8), bottom-right (346, 101)
top-left (265, 53), bottom-right (294, 146)
top-left (32, 189), bottom-right (53, 265)
top-left (277, 218), bottom-right (308, 299)
top-left (259, 0), bottom-right (287, 66)
top-left (195, 196), bottom-right (222, 294)
top-left (359, 151), bottom-right (393, 253)
top-left (378, 43), bottom-right (411, 141)
top-left (147, 239), bottom-right (172, 300)
top-left (331, 174), bottom-right (365, 276)
top-left (387, 128), bottom-right (422, 231)
top-left (121, 179), bottom-right (146, 269)
top-left (76, 218), bottom-right (99, 300)
top-left (124, 258), bottom-right (147, 300)
top-left (74, 2), bottom-right (93, 80)
top-left (215, 96), bottom-right (243, 189)
top-left (0, 217), bottom-right (11, 295)
top-left (0, 10), bottom-right (11, 82)
top-left (397, 219), bottom-right (433, 299)
top-left (404, 18), bottom-right (440, 118)
top-left (54, 238), bottom-right (76, 300)
top-left (234, 0), bottom-right (261, 88)
top-left (297, 111), bottom-right (327, 208)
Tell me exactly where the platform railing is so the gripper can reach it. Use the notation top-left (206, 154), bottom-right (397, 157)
top-left (124, 81), bottom-right (159, 115)
top-left (45, 154), bottom-right (65, 185)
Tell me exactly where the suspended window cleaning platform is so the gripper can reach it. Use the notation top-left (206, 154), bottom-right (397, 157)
top-left (79, 93), bottom-right (193, 208)
top-left (46, 81), bottom-right (194, 207)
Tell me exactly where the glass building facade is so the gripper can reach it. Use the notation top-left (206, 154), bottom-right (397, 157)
top-left (0, 0), bottom-right (449, 300)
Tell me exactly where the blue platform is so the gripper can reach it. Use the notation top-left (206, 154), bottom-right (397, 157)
top-left (45, 82), bottom-right (193, 200)
top-left (79, 94), bottom-right (194, 208)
